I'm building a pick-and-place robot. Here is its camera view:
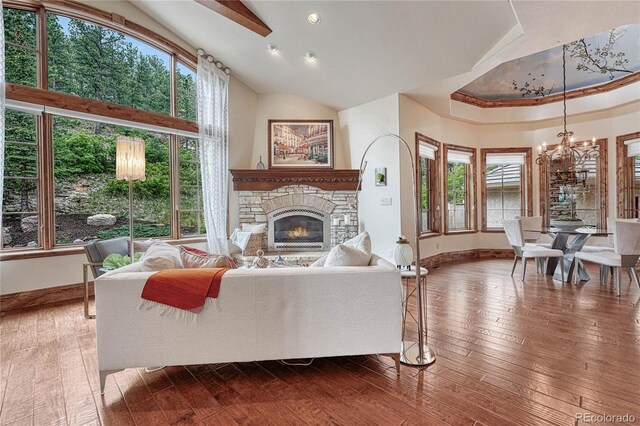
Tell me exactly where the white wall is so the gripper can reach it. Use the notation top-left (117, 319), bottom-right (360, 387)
top-left (338, 94), bottom-right (401, 259)
top-left (250, 94), bottom-right (344, 168)
top-left (228, 77), bottom-right (260, 231)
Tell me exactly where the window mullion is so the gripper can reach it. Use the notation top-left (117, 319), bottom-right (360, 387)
top-left (170, 134), bottom-right (180, 239)
top-left (38, 113), bottom-right (55, 249)
top-left (36, 5), bottom-right (48, 90)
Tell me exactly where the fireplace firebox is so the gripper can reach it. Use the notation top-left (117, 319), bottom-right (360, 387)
top-left (268, 208), bottom-right (330, 251)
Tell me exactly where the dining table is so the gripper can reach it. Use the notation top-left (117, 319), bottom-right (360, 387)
top-left (523, 227), bottom-right (612, 283)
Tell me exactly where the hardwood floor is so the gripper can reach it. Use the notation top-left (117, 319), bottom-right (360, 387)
top-left (1, 258), bottom-right (639, 425)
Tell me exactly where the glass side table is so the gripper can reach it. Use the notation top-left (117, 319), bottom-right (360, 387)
top-left (399, 265), bottom-right (435, 366)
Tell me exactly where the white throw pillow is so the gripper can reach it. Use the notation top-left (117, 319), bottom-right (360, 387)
top-left (343, 231), bottom-right (372, 256)
top-left (323, 231), bottom-right (372, 267)
top-left (140, 241), bottom-right (183, 272)
top-left (325, 244), bottom-right (371, 267)
top-left (309, 254), bottom-right (327, 267)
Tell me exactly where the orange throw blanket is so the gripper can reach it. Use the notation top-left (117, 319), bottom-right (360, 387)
top-left (141, 268), bottom-right (228, 314)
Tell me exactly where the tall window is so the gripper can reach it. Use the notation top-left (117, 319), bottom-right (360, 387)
top-left (179, 137), bottom-right (205, 236)
top-left (416, 133), bottom-right (440, 235)
top-left (2, 110), bottom-right (39, 249)
top-left (3, 8), bottom-right (37, 87)
top-left (2, 3), bottom-right (202, 254)
top-left (540, 140), bottom-right (607, 228)
top-left (481, 148), bottom-right (532, 230)
top-left (444, 145), bottom-right (476, 233)
top-left (47, 14), bottom-right (171, 115)
top-left (52, 116), bottom-right (172, 245)
top-left (617, 133), bottom-right (640, 219)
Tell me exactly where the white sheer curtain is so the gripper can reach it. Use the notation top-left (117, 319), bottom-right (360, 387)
top-left (197, 53), bottom-right (229, 254)
top-left (0, 5), bottom-right (5, 236)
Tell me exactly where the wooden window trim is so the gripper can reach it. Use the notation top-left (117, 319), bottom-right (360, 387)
top-left (2, 1), bottom-right (204, 254)
top-left (443, 143), bottom-right (477, 234)
top-left (3, 0), bottom-right (197, 66)
top-left (616, 131), bottom-right (640, 218)
top-left (480, 147), bottom-right (533, 232)
top-left (539, 138), bottom-right (608, 228)
top-left (415, 133), bottom-right (441, 237)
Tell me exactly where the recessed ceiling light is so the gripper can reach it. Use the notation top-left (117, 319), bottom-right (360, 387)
top-left (267, 43), bottom-right (278, 53)
top-left (305, 51), bottom-right (316, 61)
top-left (307, 13), bottom-right (320, 24)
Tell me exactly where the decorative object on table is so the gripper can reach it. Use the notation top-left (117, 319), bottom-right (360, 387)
top-left (252, 249), bottom-right (270, 268)
top-left (350, 133), bottom-right (435, 367)
top-left (535, 44), bottom-right (599, 173)
top-left (393, 236), bottom-right (413, 270)
top-left (550, 217), bottom-right (584, 230)
top-left (274, 252), bottom-right (286, 266)
top-left (268, 119), bottom-right (333, 169)
top-left (256, 155), bottom-right (265, 170)
top-left (115, 135), bottom-right (146, 260)
top-left (375, 167), bottom-right (387, 186)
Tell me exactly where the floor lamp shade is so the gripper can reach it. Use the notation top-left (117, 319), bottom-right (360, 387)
top-left (115, 136), bottom-right (146, 261)
top-left (116, 136), bottom-right (146, 181)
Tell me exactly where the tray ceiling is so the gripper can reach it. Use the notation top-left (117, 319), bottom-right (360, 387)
top-left (457, 24), bottom-right (640, 101)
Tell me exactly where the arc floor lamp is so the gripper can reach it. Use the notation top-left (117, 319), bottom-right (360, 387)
top-left (351, 133), bottom-right (435, 366)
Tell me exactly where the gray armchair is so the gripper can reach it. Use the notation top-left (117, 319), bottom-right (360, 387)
top-left (83, 237), bottom-right (129, 318)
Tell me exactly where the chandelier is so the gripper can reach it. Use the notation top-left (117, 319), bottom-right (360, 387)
top-left (536, 44), bottom-right (599, 178)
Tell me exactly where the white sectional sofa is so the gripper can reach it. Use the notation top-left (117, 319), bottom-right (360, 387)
top-left (95, 254), bottom-right (402, 392)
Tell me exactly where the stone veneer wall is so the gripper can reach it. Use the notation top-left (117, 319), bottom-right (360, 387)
top-left (236, 185), bottom-right (359, 250)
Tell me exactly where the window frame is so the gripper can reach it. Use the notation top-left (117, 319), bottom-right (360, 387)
top-left (480, 147), bottom-right (533, 232)
top-left (415, 133), bottom-right (441, 238)
top-left (616, 132), bottom-right (640, 219)
top-left (539, 138), bottom-right (608, 228)
top-left (1, 1), bottom-right (204, 257)
top-left (442, 143), bottom-right (477, 234)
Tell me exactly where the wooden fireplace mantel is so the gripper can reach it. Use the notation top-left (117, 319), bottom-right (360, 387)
top-left (230, 169), bottom-right (361, 191)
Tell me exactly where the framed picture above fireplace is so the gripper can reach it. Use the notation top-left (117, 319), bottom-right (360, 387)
top-left (268, 120), bottom-right (334, 169)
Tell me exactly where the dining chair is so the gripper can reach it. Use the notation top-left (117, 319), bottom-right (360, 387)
top-left (503, 219), bottom-right (565, 283)
top-left (578, 218), bottom-right (639, 281)
top-left (574, 220), bottom-right (640, 296)
top-left (519, 215), bottom-right (550, 273)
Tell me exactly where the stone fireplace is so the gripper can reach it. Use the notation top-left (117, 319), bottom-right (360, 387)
top-left (236, 186), bottom-right (358, 253)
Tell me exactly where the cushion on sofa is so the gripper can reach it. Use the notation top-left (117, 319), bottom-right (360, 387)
top-left (180, 245), bottom-right (209, 256)
top-left (130, 238), bottom-right (158, 254)
top-left (140, 242), bottom-right (183, 272)
top-left (325, 244), bottom-right (371, 266)
top-left (324, 231), bottom-right (372, 267)
top-left (309, 254), bottom-right (328, 267)
top-left (179, 246), bottom-right (238, 269)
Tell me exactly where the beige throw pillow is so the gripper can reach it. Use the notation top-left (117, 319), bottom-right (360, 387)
top-left (140, 241), bottom-right (183, 272)
top-left (325, 244), bottom-right (371, 266)
top-left (179, 246), bottom-right (238, 269)
top-left (324, 231), bottom-right (372, 267)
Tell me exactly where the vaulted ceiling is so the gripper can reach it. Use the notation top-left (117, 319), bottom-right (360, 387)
top-left (130, 0), bottom-right (640, 121)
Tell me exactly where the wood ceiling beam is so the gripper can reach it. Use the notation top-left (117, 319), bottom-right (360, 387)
top-left (194, 0), bottom-right (272, 37)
